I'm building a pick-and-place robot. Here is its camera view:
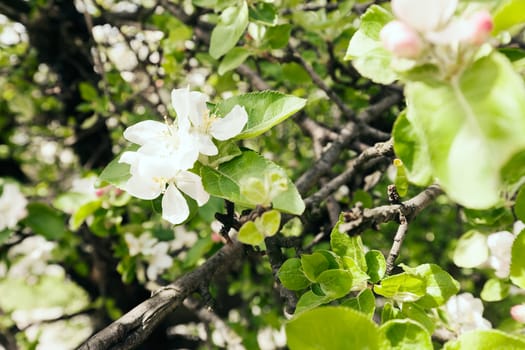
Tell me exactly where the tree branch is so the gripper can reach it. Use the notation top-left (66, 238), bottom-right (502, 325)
top-left (78, 241), bottom-right (244, 350)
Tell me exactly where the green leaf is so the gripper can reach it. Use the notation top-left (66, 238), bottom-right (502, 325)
top-left (344, 5), bottom-right (397, 84)
top-left (70, 200), bottom-right (102, 230)
top-left (393, 111), bottom-right (432, 186)
top-left (404, 52), bottom-right (525, 208)
top-left (99, 148), bottom-right (137, 188)
top-left (78, 82), bottom-right (98, 101)
top-left (301, 252), bottom-right (329, 282)
top-left (382, 302), bottom-right (401, 323)
top-left (400, 303), bottom-right (435, 334)
top-left (380, 319), bottom-right (432, 350)
top-left (453, 230), bottom-right (489, 268)
top-left (278, 258), bottom-right (310, 291)
top-left (294, 290), bottom-right (330, 314)
top-left (510, 230), bottom-right (525, 289)
top-left (214, 91), bottom-right (306, 140)
top-left (493, 0), bottom-right (525, 34)
top-left (374, 273), bottom-right (426, 303)
top-left (342, 256), bottom-right (371, 290)
top-left (263, 24), bottom-right (292, 49)
top-left (481, 278), bottom-right (510, 302)
top-left (365, 250), bottom-right (386, 283)
top-left (317, 269), bottom-right (353, 299)
top-left (342, 288), bottom-right (376, 317)
top-left (218, 47), bottom-right (253, 75)
top-left (201, 150), bottom-right (305, 215)
top-left (209, 2), bottom-right (249, 59)
top-left (330, 219), bottom-right (367, 271)
top-left (444, 330), bottom-right (525, 350)
top-left (23, 203), bottom-right (66, 240)
top-left (514, 186), bottom-right (525, 222)
top-left (286, 306), bottom-right (380, 350)
top-left (238, 221), bottom-right (265, 245)
top-left (248, 2), bottom-right (277, 26)
top-left (401, 264), bottom-right (460, 308)
top-left (258, 210), bottom-right (281, 237)
top-left (184, 235), bottom-right (214, 268)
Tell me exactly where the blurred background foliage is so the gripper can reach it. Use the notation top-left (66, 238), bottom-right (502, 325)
top-left (0, 0), bottom-right (523, 349)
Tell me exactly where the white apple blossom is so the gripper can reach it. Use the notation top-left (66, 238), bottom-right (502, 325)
top-left (145, 241), bottom-right (173, 280)
top-left (487, 231), bottom-right (515, 278)
top-left (381, 0), bottom-right (494, 60)
top-left (443, 293), bottom-right (491, 335)
top-left (124, 232), bottom-right (157, 256)
top-left (171, 87), bottom-right (248, 156)
top-left (0, 183), bottom-right (28, 230)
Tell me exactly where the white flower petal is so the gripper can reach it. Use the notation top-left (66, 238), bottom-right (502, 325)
top-left (161, 183), bottom-right (190, 225)
top-left (196, 133), bottom-right (218, 156)
top-left (392, 0), bottom-right (457, 33)
top-left (123, 120), bottom-right (168, 145)
top-left (175, 171), bottom-right (210, 206)
top-left (210, 105), bottom-right (248, 141)
top-left (123, 174), bottom-right (163, 200)
top-left (172, 87), bottom-right (208, 129)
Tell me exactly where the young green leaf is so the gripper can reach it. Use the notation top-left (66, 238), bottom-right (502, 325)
top-left (443, 330), bottom-right (525, 350)
top-left (380, 319), bottom-right (433, 350)
top-left (366, 250), bottom-right (386, 283)
top-left (493, 0), bottom-right (525, 34)
top-left (317, 269), bottom-right (353, 299)
top-left (301, 252), bottom-right (330, 282)
top-left (258, 210), bottom-right (281, 237)
top-left (23, 202), bottom-right (67, 240)
top-left (286, 306), bottom-right (380, 350)
top-left (342, 288), bottom-right (376, 317)
top-left (209, 2), bottom-right (249, 59)
top-left (201, 150), bottom-right (305, 215)
top-left (374, 273), bottom-right (426, 303)
top-left (278, 258), bottom-right (310, 291)
top-left (294, 290), bottom-right (330, 314)
top-left (480, 278), bottom-right (510, 302)
top-left (238, 221), bottom-right (265, 245)
top-left (510, 230), bottom-right (525, 289)
top-left (405, 52), bottom-right (525, 209)
top-left (218, 47), bottom-right (253, 76)
top-left (344, 5), bottom-right (397, 84)
top-left (213, 91), bottom-right (306, 140)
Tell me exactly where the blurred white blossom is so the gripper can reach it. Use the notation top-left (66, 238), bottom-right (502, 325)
top-left (511, 304), bottom-right (525, 323)
top-left (0, 183), bottom-right (28, 230)
top-left (125, 232), bottom-right (157, 256)
top-left (7, 236), bottom-right (58, 278)
top-left (124, 232), bottom-right (173, 280)
top-left (257, 326), bottom-right (287, 350)
top-left (443, 293), bottom-right (491, 335)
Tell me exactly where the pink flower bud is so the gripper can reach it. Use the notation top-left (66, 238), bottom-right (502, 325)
top-left (511, 304), bottom-right (525, 323)
top-left (464, 10), bottom-right (493, 45)
top-left (380, 20), bottom-right (423, 59)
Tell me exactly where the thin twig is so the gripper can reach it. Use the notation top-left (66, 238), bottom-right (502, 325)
top-left (385, 212), bottom-right (408, 275)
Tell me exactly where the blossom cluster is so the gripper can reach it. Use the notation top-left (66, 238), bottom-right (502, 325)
top-left (380, 0), bottom-right (493, 64)
top-left (443, 293), bottom-right (491, 335)
top-left (119, 87), bottom-right (248, 225)
top-left (125, 232), bottom-right (173, 280)
top-left (0, 182), bottom-right (27, 231)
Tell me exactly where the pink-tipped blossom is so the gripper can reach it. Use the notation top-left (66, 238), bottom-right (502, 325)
top-left (463, 10), bottom-right (493, 45)
top-left (380, 20), bottom-right (423, 59)
top-left (511, 304), bottom-right (525, 323)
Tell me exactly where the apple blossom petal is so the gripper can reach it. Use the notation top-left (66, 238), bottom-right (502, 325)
top-left (123, 120), bottom-right (168, 145)
top-left (511, 304), bottom-right (525, 323)
top-left (172, 87), bottom-right (208, 129)
top-left (210, 105), bottom-right (248, 140)
top-left (123, 174), bottom-right (163, 200)
top-left (161, 183), bottom-right (190, 225)
top-left (175, 171), bottom-right (210, 206)
top-left (392, 0), bottom-right (457, 33)
top-left (380, 20), bottom-right (423, 58)
top-left (195, 133), bottom-right (218, 156)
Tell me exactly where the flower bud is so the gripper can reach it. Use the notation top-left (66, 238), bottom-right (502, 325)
top-left (380, 21), bottom-right (423, 59)
top-left (464, 10), bottom-right (493, 45)
top-left (511, 304), bottom-right (525, 323)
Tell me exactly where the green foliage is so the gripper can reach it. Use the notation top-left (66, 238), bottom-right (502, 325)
top-left (510, 230), bottom-right (525, 289)
top-left (444, 330), bottom-right (525, 350)
top-left (237, 209), bottom-right (281, 245)
top-left (286, 306), bottom-right (380, 350)
top-left (209, 2), bottom-right (249, 59)
top-left (481, 278), bottom-right (510, 302)
top-left (342, 288), bottom-right (376, 317)
top-left (379, 319), bottom-right (432, 350)
top-left (493, 0), bottom-right (525, 33)
top-left (453, 230), bottom-right (489, 268)
top-left (214, 91), bottom-right (306, 139)
top-left (201, 150), bottom-right (305, 215)
top-left (277, 258), bottom-right (310, 290)
top-left (345, 5), bottom-right (397, 84)
top-left (23, 203), bottom-right (66, 240)
top-left (374, 273), bottom-right (426, 303)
